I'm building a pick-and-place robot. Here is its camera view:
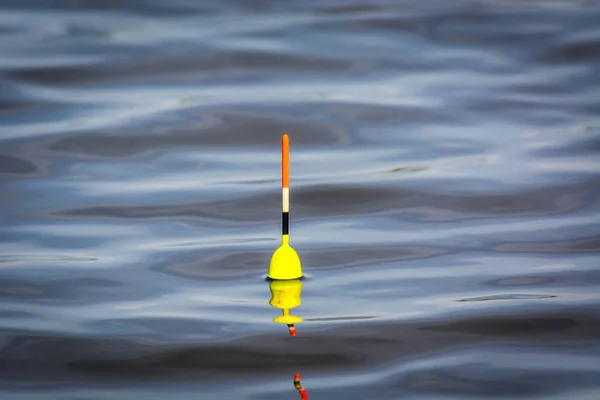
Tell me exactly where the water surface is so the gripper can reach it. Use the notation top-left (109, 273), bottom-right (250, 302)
top-left (1, 1), bottom-right (600, 399)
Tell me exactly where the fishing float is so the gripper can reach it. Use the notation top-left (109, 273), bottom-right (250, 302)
top-left (268, 134), bottom-right (303, 281)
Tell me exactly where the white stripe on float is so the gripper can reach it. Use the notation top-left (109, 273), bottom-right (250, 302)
top-left (282, 188), bottom-right (289, 212)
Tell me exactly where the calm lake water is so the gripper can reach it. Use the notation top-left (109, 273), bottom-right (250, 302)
top-left (1, 1), bottom-right (600, 399)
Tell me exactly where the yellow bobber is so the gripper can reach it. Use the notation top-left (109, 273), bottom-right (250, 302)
top-left (268, 134), bottom-right (303, 280)
top-left (268, 235), bottom-right (302, 280)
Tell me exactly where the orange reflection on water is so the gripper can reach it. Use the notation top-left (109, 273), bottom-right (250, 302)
top-left (294, 373), bottom-right (309, 399)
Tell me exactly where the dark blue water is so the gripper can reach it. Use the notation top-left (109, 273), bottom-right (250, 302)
top-left (1, 1), bottom-right (600, 399)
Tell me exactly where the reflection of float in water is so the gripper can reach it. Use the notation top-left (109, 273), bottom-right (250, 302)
top-left (268, 278), bottom-right (303, 336)
top-left (293, 373), bottom-right (309, 399)
top-left (267, 279), bottom-right (309, 398)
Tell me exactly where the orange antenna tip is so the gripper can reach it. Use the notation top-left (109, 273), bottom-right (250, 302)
top-left (282, 134), bottom-right (289, 189)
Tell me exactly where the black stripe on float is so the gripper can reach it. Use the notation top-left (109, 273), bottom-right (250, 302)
top-left (282, 212), bottom-right (289, 235)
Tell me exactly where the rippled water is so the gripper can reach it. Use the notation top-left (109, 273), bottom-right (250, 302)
top-left (1, 1), bottom-right (600, 399)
